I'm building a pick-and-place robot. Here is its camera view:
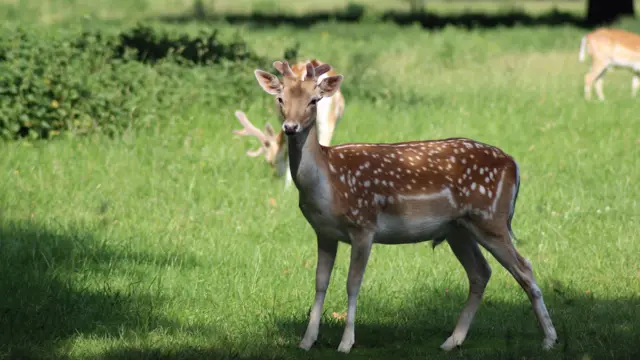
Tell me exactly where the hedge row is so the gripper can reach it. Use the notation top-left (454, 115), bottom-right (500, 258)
top-left (0, 24), bottom-right (284, 140)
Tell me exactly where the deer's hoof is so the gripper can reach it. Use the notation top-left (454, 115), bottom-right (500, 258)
top-left (542, 336), bottom-right (558, 351)
top-left (440, 336), bottom-right (461, 351)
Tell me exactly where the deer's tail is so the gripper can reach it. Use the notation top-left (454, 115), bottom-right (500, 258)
top-left (579, 35), bottom-right (588, 62)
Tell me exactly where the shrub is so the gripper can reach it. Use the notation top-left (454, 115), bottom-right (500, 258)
top-left (0, 24), bottom-right (267, 140)
top-left (113, 25), bottom-right (263, 66)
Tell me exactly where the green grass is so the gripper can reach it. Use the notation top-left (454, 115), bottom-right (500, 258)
top-left (0, 0), bottom-right (591, 25)
top-left (1, 1), bottom-right (640, 359)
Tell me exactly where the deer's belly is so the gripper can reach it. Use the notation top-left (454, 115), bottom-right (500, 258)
top-left (373, 213), bottom-right (453, 245)
top-left (610, 53), bottom-right (640, 70)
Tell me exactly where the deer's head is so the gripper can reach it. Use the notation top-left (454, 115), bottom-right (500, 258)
top-left (254, 61), bottom-right (343, 136)
top-left (232, 110), bottom-right (287, 173)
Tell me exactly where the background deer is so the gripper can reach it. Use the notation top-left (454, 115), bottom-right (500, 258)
top-left (233, 59), bottom-right (345, 188)
top-left (252, 60), bottom-right (558, 354)
top-left (579, 28), bottom-right (640, 100)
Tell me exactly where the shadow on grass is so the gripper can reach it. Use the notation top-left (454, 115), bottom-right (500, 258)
top-left (155, 2), bottom-right (590, 30)
top-left (379, 8), bottom-right (589, 30)
top-left (156, 2), bottom-right (366, 29)
top-left (98, 348), bottom-right (284, 360)
top-left (3, 220), bottom-right (637, 359)
top-left (0, 220), bottom-right (211, 359)
top-left (100, 272), bottom-right (638, 359)
top-left (266, 284), bottom-right (639, 359)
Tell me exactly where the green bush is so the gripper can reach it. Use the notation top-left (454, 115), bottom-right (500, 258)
top-left (0, 24), bottom-right (267, 140)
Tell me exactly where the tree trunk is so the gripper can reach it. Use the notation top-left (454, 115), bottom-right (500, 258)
top-left (587, 0), bottom-right (635, 26)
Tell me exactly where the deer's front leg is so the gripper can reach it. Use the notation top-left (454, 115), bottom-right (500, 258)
top-left (299, 237), bottom-right (338, 350)
top-left (338, 229), bottom-right (374, 353)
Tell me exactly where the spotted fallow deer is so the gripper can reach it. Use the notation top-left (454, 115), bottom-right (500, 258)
top-left (251, 60), bottom-right (558, 354)
top-left (233, 59), bottom-right (345, 188)
top-left (579, 28), bottom-right (640, 100)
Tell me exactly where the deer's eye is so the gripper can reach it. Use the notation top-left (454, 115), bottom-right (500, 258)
top-left (308, 98), bottom-right (318, 107)
top-left (263, 141), bottom-right (271, 148)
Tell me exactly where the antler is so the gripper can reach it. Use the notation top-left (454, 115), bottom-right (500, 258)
top-left (274, 59), bottom-right (332, 81)
top-left (305, 61), bottom-right (332, 81)
top-left (314, 63), bottom-right (332, 78)
top-left (304, 62), bottom-right (315, 81)
top-left (273, 61), bottom-right (295, 78)
top-left (232, 110), bottom-right (267, 157)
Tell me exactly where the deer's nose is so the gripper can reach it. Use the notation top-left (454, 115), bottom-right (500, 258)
top-left (282, 122), bottom-right (300, 135)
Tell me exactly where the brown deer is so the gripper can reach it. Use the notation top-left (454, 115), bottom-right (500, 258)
top-left (233, 59), bottom-right (345, 187)
top-left (579, 28), bottom-right (640, 100)
top-left (251, 60), bottom-right (558, 353)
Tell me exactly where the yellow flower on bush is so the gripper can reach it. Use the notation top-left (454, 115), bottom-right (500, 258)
top-left (51, 100), bottom-right (59, 108)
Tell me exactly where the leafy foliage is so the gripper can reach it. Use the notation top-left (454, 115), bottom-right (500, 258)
top-left (113, 25), bottom-right (262, 65)
top-left (0, 24), bottom-right (267, 140)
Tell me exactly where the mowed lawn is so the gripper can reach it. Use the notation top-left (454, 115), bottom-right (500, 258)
top-left (1, 1), bottom-right (639, 359)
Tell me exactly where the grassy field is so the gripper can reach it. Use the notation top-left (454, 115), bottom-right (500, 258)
top-left (2, 0), bottom-right (593, 24)
top-left (1, 0), bottom-right (639, 359)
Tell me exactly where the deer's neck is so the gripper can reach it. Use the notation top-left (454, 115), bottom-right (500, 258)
top-left (287, 124), bottom-right (332, 203)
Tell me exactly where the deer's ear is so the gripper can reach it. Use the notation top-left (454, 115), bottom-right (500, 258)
top-left (317, 74), bottom-right (343, 97)
top-left (254, 70), bottom-right (282, 95)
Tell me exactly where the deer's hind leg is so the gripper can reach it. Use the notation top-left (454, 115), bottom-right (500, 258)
top-left (441, 225), bottom-right (492, 351)
top-left (460, 217), bottom-right (558, 350)
top-left (585, 59), bottom-right (609, 100)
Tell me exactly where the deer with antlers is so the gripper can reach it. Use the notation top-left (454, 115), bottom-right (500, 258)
top-left (251, 60), bottom-right (558, 353)
top-left (579, 28), bottom-right (640, 100)
top-left (233, 59), bottom-right (345, 188)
